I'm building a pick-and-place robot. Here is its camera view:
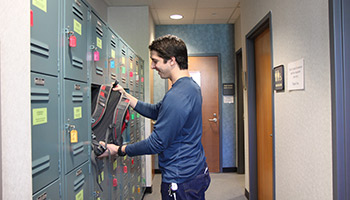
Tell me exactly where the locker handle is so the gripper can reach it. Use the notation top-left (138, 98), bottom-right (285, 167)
top-left (32, 155), bottom-right (50, 176)
top-left (73, 174), bottom-right (85, 191)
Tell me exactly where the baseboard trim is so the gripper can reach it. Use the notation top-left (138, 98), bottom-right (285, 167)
top-left (144, 186), bottom-right (153, 194)
top-left (245, 188), bottom-right (249, 199)
top-left (222, 167), bottom-right (237, 172)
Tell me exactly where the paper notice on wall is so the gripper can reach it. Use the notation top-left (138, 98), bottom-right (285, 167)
top-left (189, 71), bottom-right (201, 87)
top-left (224, 96), bottom-right (234, 104)
top-left (287, 58), bottom-right (304, 91)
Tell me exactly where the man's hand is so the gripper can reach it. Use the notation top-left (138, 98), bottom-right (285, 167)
top-left (97, 141), bottom-right (119, 158)
top-left (112, 84), bottom-right (126, 95)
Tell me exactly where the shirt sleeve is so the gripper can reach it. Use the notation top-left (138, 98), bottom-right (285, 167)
top-left (125, 92), bottom-right (192, 156)
top-left (134, 101), bottom-right (162, 120)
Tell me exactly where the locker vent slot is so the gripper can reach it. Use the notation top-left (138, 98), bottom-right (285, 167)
top-left (136, 60), bottom-right (139, 66)
top-left (31, 88), bottom-right (50, 102)
top-left (72, 142), bottom-right (84, 156)
top-left (110, 73), bottom-right (117, 80)
top-left (96, 26), bottom-right (103, 37)
top-left (72, 5), bottom-right (84, 21)
top-left (111, 40), bottom-right (116, 48)
top-left (130, 56), bottom-right (133, 61)
top-left (32, 155), bottom-right (50, 176)
top-left (31, 39), bottom-right (49, 58)
top-left (72, 91), bottom-right (84, 102)
top-left (72, 56), bottom-right (84, 69)
top-left (73, 174), bottom-right (85, 191)
top-left (95, 66), bottom-right (104, 76)
top-left (121, 49), bottom-right (126, 56)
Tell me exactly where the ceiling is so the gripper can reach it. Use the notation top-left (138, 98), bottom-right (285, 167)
top-left (103, 0), bottom-right (240, 25)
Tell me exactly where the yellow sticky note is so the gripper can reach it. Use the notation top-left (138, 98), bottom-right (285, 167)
top-left (74, 107), bottom-right (82, 119)
top-left (101, 171), bottom-right (104, 181)
top-left (111, 49), bottom-right (115, 59)
top-left (132, 186), bottom-right (135, 193)
top-left (75, 189), bottom-right (83, 200)
top-left (96, 37), bottom-right (102, 49)
top-left (74, 19), bottom-right (82, 35)
top-left (70, 129), bottom-right (78, 143)
top-left (32, 0), bottom-right (47, 12)
top-left (98, 175), bottom-right (101, 184)
top-left (122, 57), bottom-right (125, 64)
top-left (33, 108), bottom-right (47, 125)
top-left (138, 176), bottom-right (140, 183)
top-left (130, 62), bottom-right (133, 69)
top-left (124, 156), bottom-right (127, 160)
top-left (113, 160), bottom-right (117, 170)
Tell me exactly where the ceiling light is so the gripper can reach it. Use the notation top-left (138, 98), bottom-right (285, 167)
top-left (170, 14), bottom-right (183, 20)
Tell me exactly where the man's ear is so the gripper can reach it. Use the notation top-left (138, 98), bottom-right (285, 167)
top-left (170, 57), bottom-right (176, 65)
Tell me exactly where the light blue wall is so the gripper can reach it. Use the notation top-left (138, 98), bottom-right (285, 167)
top-left (155, 24), bottom-right (236, 168)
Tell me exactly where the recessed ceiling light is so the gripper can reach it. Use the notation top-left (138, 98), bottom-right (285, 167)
top-left (170, 14), bottom-right (183, 20)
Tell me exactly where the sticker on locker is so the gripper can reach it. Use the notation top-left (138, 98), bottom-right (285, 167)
top-left (73, 19), bottom-right (82, 35)
top-left (32, 0), bottom-right (47, 12)
top-left (32, 108), bottom-right (48, 125)
top-left (96, 37), bottom-right (102, 49)
top-left (75, 189), bottom-right (83, 200)
top-left (74, 107), bottom-right (82, 119)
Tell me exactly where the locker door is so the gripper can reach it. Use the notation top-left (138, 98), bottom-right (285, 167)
top-left (108, 29), bottom-right (119, 84)
top-left (31, 73), bottom-right (60, 194)
top-left (63, 0), bottom-right (88, 82)
top-left (118, 41), bottom-right (128, 88)
top-left (65, 162), bottom-right (90, 200)
top-left (91, 12), bottom-right (108, 85)
top-left (30, 0), bottom-right (59, 76)
top-left (63, 80), bottom-right (89, 173)
top-left (32, 179), bottom-right (60, 200)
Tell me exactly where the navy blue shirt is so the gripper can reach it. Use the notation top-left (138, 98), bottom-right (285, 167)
top-left (125, 77), bottom-right (207, 183)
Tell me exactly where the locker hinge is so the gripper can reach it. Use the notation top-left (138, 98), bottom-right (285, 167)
top-left (59, 182), bottom-right (62, 198)
top-left (58, 159), bottom-right (61, 173)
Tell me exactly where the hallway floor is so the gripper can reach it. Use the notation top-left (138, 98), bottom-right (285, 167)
top-left (143, 172), bottom-right (246, 200)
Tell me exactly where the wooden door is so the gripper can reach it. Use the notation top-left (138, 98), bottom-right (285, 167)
top-left (169, 56), bottom-right (220, 172)
top-left (254, 28), bottom-right (273, 199)
top-left (189, 56), bottom-right (220, 172)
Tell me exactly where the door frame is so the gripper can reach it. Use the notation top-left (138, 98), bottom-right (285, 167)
top-left (245, 12), bottom-right (275, 200)
top-left (188, 53), bottom-right (223, 172)
top-left (330, 0), bottom-right (350, 198)
top-left (235, 48), bottom-right (245, 174)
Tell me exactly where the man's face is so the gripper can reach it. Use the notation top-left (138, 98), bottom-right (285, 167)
top-left (150, 50), bottom-right (172, 79)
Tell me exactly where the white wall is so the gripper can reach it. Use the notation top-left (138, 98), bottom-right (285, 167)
top-left (240, 0), bottom-right (332, 199)
top-left (0, 0), bottom-right (31, 199)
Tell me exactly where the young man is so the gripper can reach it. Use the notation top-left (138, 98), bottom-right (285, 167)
top-left (99, 35), bottom-right (210, 199)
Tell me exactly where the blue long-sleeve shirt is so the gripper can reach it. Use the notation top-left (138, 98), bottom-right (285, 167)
top-left (125, 77), bottom-right (207, 184)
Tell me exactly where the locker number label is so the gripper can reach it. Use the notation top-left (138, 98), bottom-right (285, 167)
top-left (75, 189), bottom-right (83, 200)
top-left (73, 19), bottom-right (82, 35)
top-left (32, 108), bottom-right (47, 126)
top-left (32, 0), bottom-right (47, 13)
top-left (74, 106), bottom-right (82, 119)
top-left (70, 129), bottom-right (78, 143)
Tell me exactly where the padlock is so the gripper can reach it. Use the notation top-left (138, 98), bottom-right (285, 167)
top-left (113, 178), bottom-right (118, 187)
top-left (69, 35), bottom-right (77, 47)
top-left (30, 10), bottom-right (33, 27)
top-left (94, 50), bottom-right (100, 61)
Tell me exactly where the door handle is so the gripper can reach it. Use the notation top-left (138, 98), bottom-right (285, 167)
top-left (208, 118), bottom-right (217, 123)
